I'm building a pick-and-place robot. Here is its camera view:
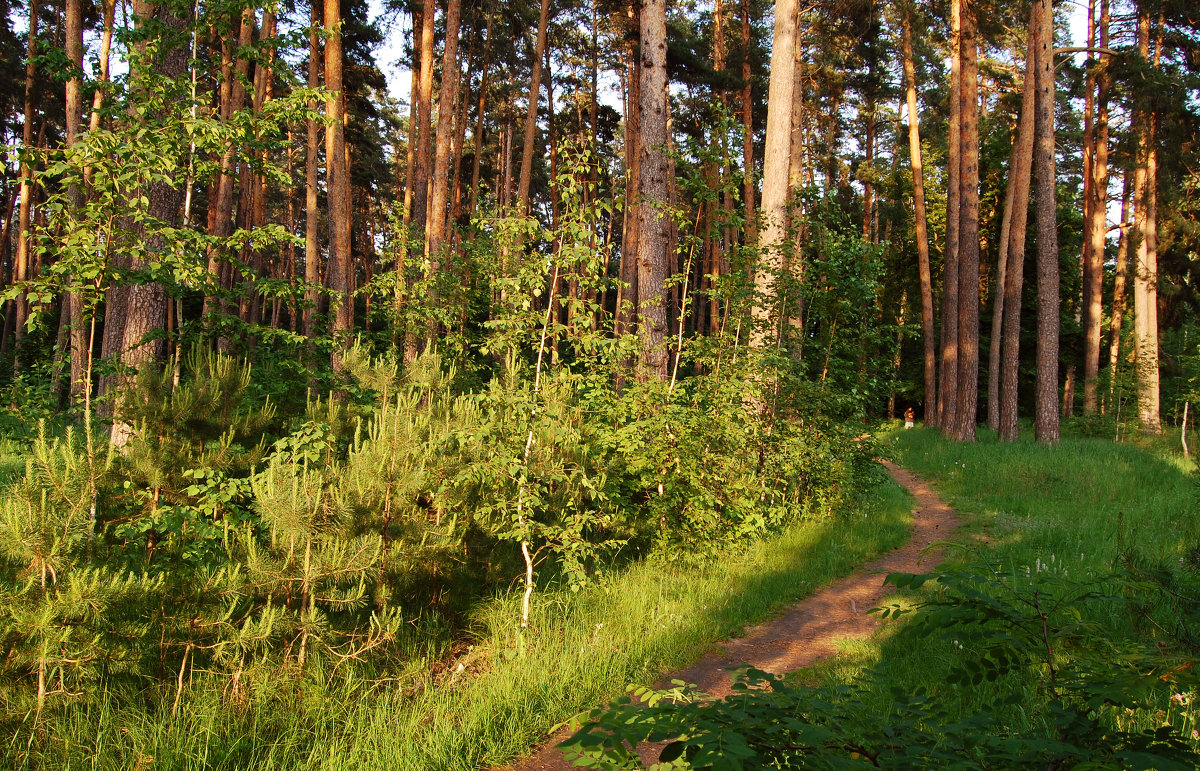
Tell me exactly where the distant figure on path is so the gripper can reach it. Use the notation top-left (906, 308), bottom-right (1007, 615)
top-left (904, 407), bottom-right (915, 429)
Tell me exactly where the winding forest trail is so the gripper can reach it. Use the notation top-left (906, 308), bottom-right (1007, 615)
top-left (505, 461), bottom-right (962, 771)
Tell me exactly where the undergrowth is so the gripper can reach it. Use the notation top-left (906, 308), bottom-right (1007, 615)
top-left (562, 427), bottom-right (1200, 769)
top-left (3, 469), bottom-right (912, 770)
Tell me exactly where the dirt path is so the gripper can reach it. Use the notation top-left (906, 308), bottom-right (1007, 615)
top-left (505, 461), bottom-right (961, 771)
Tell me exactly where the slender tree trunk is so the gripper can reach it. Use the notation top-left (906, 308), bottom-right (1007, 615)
top-left (304, 0), bottom-right (322, 337)
top-left (325, 0), bottom-right (352, 357)
top-left (938, 0), bottom-right (962, 430)
top-left (1032, 0), bottom-right (1060, 443)
top-left (987, 125), bottom-right (1016, 433)
top-left (202, 10), bottom-right (253, 328)
top-left (1132, 3), bottom-right (1160, 434)
top-left (403, 9), bottom-right (419, 225)
top-left (88, 0), bottom-right (115, 135)
top-left (636, 0), bottom-right (670, 379)
top-left (950, 1), bottom-right (979, 437)
top-left (466, 14), bottom-right (492, 219)
top-left (516, 0), bottom-right (552, 213)
top-left (451, 13), bottom-right (482, 226)
top-left (1081, 0), bottom-right (1110, 415)
top-left (410, 0), bottom-right (436, 240)
top-left (903, 11), bottom-right (937, 424)
top-left (740, 0), bottom-right (755, 243)
top-left (999, 18), bottom-right (1037, 442)
top-left (752, 0), bottom-right (797, 350)
top-left (1107, 176), bottom-right (1132, 407)
top-left (13, 0), bottom-right (39, 364)
top-left (617, 37), bottom-right (640, 341)
top-left (952, 0), bottom-right (980, 440)
top-left (110, 0), bottom-right (192, 441)
top-left (861, 99), bottom-right (874, 242)
top-left (427, 0), bottom-right (463, 264)
top-left (64, 0), bottom-right (88, 406)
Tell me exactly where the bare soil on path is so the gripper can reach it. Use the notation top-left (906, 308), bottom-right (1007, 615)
top-left (505, 461), bottom-right (962, 771)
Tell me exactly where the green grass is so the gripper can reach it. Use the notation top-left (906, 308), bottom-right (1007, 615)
top-left (7, 473), bottom-right (914, 770)
top-left (799, 425), bottom-right (1200, 739)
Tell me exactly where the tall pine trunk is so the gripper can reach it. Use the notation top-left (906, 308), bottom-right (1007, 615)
top-left (740, 0), bottom-right (755, 244)
top-left (304, 0), bottom-right (321, 337)
top-left (1032, 0), bottom-right (1060, 443)
top-left (410, 0), bottom-right (436, 242)
top-left (636, 0), bottom-right (670, 379)
top-left (937, 0), bottom-right (961, 430)
top-left (752, 0), bottom-right (797, 350)
top-left (110, 0), bottom-right (192, 443)
top-left (998, 17), bottom-right (1037, 442)
top-left (1132, 3), bottom-right (1160, 434)
top-left (1107, 176), bottom-right (1132, 407)
top-left (516, 0), bottom-right (552, 213)
top-left (427, 0), bottom-right (463, 264)
top-left (64, 0), bottom-right (88, 406)
top-left (952, 0), bottom-right (980, 441)
top-left (1081, 0), bottom-right (1110, 414)
top-left (902, 10), bottom-right (937, 424)
top-left (12, 0), bottom-right (39, 364)
top-left (325, 0), bottom-right (352, 359)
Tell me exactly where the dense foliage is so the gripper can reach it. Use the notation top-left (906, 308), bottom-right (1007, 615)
top-left (562, 502), bottom-right (1200, 769)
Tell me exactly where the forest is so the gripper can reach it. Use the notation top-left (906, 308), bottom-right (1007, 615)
top-left (1, 0), bottom-right (1199, 764)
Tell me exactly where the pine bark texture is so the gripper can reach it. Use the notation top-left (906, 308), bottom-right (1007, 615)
top-left (636, 0), bottom-right (671, 379)
top-left (999, 15), bottom-right (1037, 442)
top-left (1032, 0), bottom-right (1060, 443)
top-left (13, 0), bottom-right (39, 361)
top-left (410, 0), bottom-right (437, 239)
top-left (937, 0), bottom-right (962, 430)
top-left (516, 0), bottom-right (552, 213)
top-left (65, 0), bottom-right (87, 405)
top-left (903, 11), bottom-right (937, 423)
top-left (325, 0), bottom-right (352, 347)
top-left (1081, 0), bottom-right (1110, 414)
top-left (304, 0), bottom-right (322, 337)
top-left (752, 0), bottom-right (798, 349)
top-left (427, 0), bottom-right (463, 264)
top-left (952, 1), bottom-right (980, 441)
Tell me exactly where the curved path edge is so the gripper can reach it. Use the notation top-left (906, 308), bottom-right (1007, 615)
top-left (504, 460), bottom-right (961, 771)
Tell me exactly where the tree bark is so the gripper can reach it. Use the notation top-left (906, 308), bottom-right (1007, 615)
top-left (1132, 2), bottom-right (1160, 434)
top-left (304, 0), bottom-right (322, 337)
top-left (937, 0), bottom-right (961, 430)
top-left (987, 117), bottom-right (1018, 432)
top-left (410, 0), bottom-right (436, 240)
top-left (636, 0), bottom-right (671, 379)
top-left (427, 0), bottom-right (463, 265)
top-left (13, 0), bottom-right (39, 364)
top-left (516, 0), bottom-right (552, 214)
top-left (325, 0), bottom-right (352, 356)
top-left (202, 9), bottom-right (254, 328)
top-left (109, 0), bottom-right (192, 439)
top-left (617, 35), bottom-right (640, 342)
top-left (1107, 176), bottom-right (1131, 408)
top-left (1081, 0), bottom-right (1109, 415)
top-left (952, 0), bottom-right (980, 441)
top-left (752, 0), bottom-right (797, 350)
top-left (902, 10), bottom-right (937, 425)
top-left (740, 0), bottom-right (755, 244)
top-left (999, 11), bottom-right (1038, 442)
top-left (466, 12), bottom-right (493, 219)
top-left (1032, 0), bottom-right (1060, 443)
top-left (64, 0), bottom-right (88, 406)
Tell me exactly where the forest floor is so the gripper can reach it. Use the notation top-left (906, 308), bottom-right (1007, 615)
top-left (506, 460), bottom-right (963, 771)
